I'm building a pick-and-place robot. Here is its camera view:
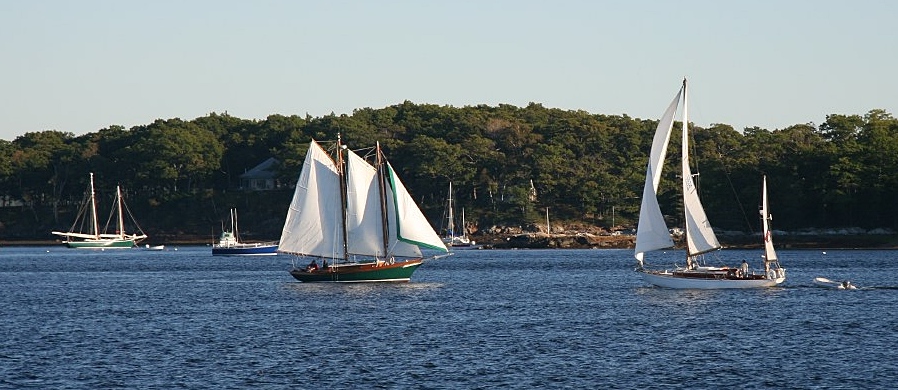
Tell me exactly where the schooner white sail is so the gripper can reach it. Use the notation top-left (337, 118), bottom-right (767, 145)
top-left (279, 139), bottom-right (448, 282)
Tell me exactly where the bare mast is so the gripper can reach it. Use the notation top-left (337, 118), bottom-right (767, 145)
top-left (89, 173), bottom-right (99, 239)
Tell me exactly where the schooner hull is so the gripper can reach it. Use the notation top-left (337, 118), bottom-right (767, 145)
top-left (638, 270), bottom-right (786, 289)
top-left (289, 259), bottom-right (424, 283)
top-left (65, 239), bottom-right (136, 249)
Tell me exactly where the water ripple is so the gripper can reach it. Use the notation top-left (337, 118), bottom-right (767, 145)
top-left (0, 247), bottom-right (896, 388)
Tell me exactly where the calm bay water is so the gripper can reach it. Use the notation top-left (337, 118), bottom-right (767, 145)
top-left (1, 246), bottom-right (896, 389)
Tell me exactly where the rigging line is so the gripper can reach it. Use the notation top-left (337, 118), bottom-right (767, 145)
top-left (719, 159), bottom-right (754, 235)
top-left (122, 193), bottom-right (147, 235)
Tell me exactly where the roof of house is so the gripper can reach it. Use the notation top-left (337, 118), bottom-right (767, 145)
top-left (239, 157), bottom-right (279, 179)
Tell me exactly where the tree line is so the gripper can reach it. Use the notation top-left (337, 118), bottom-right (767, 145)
top-left (1, 101), bottom-right (895, 241)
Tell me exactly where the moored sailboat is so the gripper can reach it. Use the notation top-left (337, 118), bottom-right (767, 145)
top-left (279, 138), bottom-right (449, 282)
top-left (634, 79), bottom-right (786, 289)
top-left (52, 173), bottom-right (148, 248)
top-left (442, 182), bottom-right (477, 249)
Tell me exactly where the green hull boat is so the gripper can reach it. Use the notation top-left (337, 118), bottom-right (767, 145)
top-left (289, 259), bottom-right (423, 283)
top-left (278, 140), bottom-right (449, 283)
top-left (65, 239), bottom-right (136, 249)
top-left (52, 173), bottom-right (148, 249)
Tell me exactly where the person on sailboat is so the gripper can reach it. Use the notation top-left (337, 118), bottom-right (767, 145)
top-left (307, 259), bottom-right (319, 272)
top-left (740, 260), bottom-right (749, 278)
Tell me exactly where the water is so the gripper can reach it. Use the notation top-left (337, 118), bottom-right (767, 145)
top-left (1, 246), bottom-right (896, 389)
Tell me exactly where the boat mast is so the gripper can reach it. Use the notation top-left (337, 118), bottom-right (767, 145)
top-left (232, 208), bottom-right (238, 241)
top-left (447, 182), bottom-right (455, 239)
top-left (116, 186), bottom-right (125, 239)
top-left (89, 173), bottom-right (100, 239)
top-left (681, 78), bottom-right (692, 263)
top-left (679, 77), bottom-right (722, 262)
top-left (761, 175), bottom-right (778, 271)
top-left (375, 142), bottom-right (391, 258)
top-left (461, 207), bottom-right (466, 239)
top-left (337, 135), bottom-right (350, 262)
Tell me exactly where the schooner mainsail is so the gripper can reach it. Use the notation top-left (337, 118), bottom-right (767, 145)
top-left (279, 139), bottom-right (448, 282)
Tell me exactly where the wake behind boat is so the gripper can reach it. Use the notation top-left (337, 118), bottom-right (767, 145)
top-left (634, 79), bottom-right (786, 289)
top-left (279, 138), bottom-right (449, 282)
top-left (51, 173), bottom-right (148, 248)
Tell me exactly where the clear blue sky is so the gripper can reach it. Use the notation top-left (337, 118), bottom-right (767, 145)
top-left (2, 0), bottom-right (896, 141)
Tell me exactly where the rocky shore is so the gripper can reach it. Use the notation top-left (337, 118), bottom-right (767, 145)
top-left (468, 224), bottom-right (898, 250)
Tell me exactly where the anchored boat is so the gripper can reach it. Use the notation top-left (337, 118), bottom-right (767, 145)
top-left (52, 173), bottom-right (147, 248)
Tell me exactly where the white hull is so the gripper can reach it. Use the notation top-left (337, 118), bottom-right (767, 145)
top-left (639, 270), bottom-right (785, 289)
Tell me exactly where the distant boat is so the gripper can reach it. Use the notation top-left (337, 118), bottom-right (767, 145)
top-left (51, 173), bottom-right (147, 248)
top-left (212, 208), bottom-right (278, 256)
top-left (441, 182), bottom-right (478, 249)
top-left (814, 277), bottom-right (857, 290)
top-left (279, 138), bottom-right (449, 282)
top-left (144, 244), bottom-right (165, 251)
top-left (634, 79), bottom-right (786, 289)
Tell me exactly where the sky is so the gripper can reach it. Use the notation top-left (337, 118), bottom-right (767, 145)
top-left (2, 0), bottom-right (897, 141)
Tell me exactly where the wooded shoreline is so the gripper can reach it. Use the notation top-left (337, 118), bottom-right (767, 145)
top-left (5, 231), bottom-right (897, 250)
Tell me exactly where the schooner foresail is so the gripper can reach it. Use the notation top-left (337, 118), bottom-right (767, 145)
top-left (279, 139), bottom-right (448, 282)
top-left (634, 79), bottom-right (786, 289)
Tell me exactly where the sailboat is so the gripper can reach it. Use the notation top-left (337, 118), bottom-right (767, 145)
top-left (52, 173), bottom-right (148, 248)
top-left (634, 79), bottom-right (786, 289)
top-left (279, 138), bottom-right (449, 282)
top-left (442, 182), bottom-right (477, 248)
top-left (212, 208), bottom-right (278, 256)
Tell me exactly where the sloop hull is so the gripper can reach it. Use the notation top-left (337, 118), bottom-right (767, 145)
top-left (289, 259), bottom-right (423, 283)
top-left (638, 269), bottom-right (786, 289)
